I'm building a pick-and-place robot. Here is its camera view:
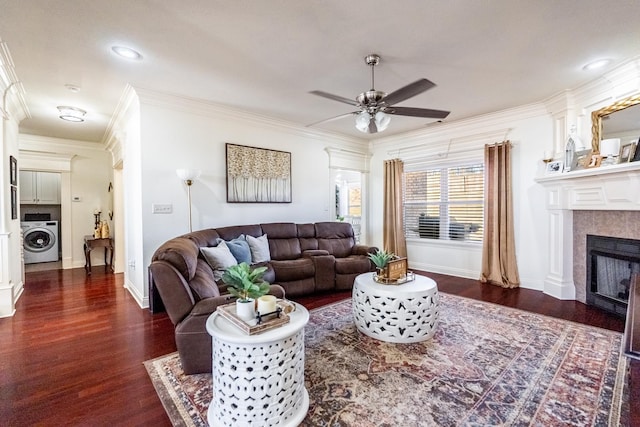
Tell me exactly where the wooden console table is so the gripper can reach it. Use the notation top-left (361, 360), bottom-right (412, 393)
top-left (84, 235), bottom-right (114, 275)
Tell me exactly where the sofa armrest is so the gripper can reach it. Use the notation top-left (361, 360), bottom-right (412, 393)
top-left (303, 249), bottom-right (330, 257)
top-left (351, 244), bottom-right (378, 256)
top-left (148, 260), bottom-right (196, 325)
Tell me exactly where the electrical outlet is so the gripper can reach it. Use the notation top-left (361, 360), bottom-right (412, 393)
top-left (152, 203), bottom-right (173, 214)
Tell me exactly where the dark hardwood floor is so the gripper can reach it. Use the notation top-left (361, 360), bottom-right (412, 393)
top-left (1, 268), bottom-right (636, 426)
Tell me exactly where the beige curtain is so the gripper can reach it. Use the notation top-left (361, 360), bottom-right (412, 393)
top-left (383, 159), bottom-right (407, 257)
top-left (481, 142), bottom-right (520, 288)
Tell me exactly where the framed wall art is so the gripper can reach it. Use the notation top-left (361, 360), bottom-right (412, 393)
top-left (9, 155), bottom-right (17, 186)
top-left (11, 186), bottom-right (17, 219)
top-left (226, 143), bottom-right (292, 203)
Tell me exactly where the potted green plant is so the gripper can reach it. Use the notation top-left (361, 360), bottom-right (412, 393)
top-left (367, 249), bottom-right (395, 277)
top-left (222, 262), bottom-right (271, 320)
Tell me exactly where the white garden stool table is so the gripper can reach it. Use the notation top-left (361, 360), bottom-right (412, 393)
top-left (352, 272), bottom-right (440, 343)
top-left (206, 302), bottom-right (309, 427)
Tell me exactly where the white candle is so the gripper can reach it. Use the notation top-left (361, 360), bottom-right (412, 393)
top-left (543, 150), bottom-right (553, 161)
top-left (257, 295), bottom-right (277, 314)
top-left (94, 209), bottom-right (99, 215)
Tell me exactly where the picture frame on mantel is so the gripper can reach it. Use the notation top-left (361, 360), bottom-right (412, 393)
top-left (619, 142), bottom-right (635, 163)
top-left (225, 143), bottom-right (292, 203)
top-left (545, 160), bottom-right (563, 174)
top-left (586, 154), bottom-right (603, 169)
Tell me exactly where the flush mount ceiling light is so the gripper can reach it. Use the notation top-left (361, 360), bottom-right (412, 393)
top-left (111, 46), bottom-right (143, 60)
top-left (583, 58), bottom-right (611, 71)
top-left (57, 106), bottom-right (86, 122)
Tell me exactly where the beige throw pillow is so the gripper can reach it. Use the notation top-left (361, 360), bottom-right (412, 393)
top-left (200, 241), bottom-right (238, 281)
top-left (246, 234), bottom-right (271, 263)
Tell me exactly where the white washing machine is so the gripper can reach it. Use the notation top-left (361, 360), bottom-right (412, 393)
top-left (21, 221), bottom-right (59, 264)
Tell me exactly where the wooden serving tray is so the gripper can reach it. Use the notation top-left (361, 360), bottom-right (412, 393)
top-left (216, 300), bottom-right (292, 335)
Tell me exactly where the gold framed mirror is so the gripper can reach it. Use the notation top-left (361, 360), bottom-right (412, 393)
top-left (591, 94), bottom-right (640, 153)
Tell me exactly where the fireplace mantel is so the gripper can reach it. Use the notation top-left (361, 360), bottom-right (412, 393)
top-left (536, 161), bottom-right (640, 211)
top-left (536, 162), bottom-right (640, 301)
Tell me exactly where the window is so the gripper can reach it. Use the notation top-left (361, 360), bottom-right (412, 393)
top-left (403, 163), bottom-right (484, 242)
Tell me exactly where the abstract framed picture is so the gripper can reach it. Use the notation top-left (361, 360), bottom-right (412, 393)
top-left (9, 155), bottom-right (17, 185)
top-left (226, 143), bottom-right (292, 203)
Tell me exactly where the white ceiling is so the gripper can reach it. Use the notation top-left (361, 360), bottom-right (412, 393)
top-left (2, 1), bottom-right (640, 143)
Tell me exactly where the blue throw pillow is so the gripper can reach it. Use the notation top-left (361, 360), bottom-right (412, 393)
top-left (217, 235), bottom-right (252, 264)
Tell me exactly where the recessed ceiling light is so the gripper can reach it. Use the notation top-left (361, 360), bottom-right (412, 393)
top-left (583, 59), bottom-right (611, 71)
top-left (57, 106), bottom-right (86, 122)
top-left (111, 46), bottom-right (143, 60)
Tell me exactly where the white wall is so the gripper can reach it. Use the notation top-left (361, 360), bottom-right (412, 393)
top-left (115, 88), bottom-right (367, 307)
top-left (368, 104), bottom-right (552, 291)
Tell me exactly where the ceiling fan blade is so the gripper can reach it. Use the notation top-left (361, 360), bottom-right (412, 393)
top-left (309, 90), bottom-right (359, 106)
top-left (306, 111), bottom-right (358, 127)
top-left (383, 79), bottom-right (436, 106)
top-left (386, 106), bottom-right (450, 119)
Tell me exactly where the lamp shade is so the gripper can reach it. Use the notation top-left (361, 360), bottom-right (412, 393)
top-left (176, 169), bottom-right (202, 181)
top-left (375, 112), bottom-right (390, 132)
top-left (355, 112), bottom-right (371, 133)
top-left (600, 138), bottom-right (621, 157)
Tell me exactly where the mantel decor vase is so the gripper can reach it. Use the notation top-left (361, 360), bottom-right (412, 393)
top-left (236, 299), bottom-right (256, 321)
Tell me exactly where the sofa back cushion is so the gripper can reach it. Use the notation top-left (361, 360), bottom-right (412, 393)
top-left (315, 222), bottom-right (356, 258)
top-left (297, 223), bottom-right (318, 251)
top-left (188, 259), bottom-right (221, 300)
top-left (216, 224), bottom-right (264, 240)
top-left (262, 223), bottom-right (301, 261)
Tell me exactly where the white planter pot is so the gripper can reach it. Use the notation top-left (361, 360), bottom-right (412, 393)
top-left (236, 299), bottom-right (256, 321)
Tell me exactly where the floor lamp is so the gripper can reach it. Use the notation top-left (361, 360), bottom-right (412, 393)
top-left (176, 169), bottom-right (201, 232)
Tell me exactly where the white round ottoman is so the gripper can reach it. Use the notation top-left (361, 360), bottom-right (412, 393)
top-left (352, 272), bottom-right (440, 343)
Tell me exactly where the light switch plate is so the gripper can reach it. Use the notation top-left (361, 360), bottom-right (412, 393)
top-left (152, 203), bottom-right (173, 214)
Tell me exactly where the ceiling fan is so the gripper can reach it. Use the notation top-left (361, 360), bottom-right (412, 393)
top-left (309, 54), bottom-right (450, 134)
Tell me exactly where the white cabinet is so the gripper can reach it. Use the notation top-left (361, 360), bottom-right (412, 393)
top-left (19, 171), bottom-right (61, 204)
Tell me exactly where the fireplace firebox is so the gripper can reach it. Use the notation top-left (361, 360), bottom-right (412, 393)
top-left (586, 235), bottom-right (640, 317)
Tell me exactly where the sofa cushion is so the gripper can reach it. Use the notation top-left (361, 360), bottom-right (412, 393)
top-left (335, 255), bottom-right (372, 274)
top-left (316, 222), bottom-right (355, 258)
top-left (269, 258), bottom-right (315, 282)
top-left (200, 241), bottom-right (237, 281)
top-left (297, 223), bottom-right (318, 251)
top-left (246, 234), bottom-right (271, 263)
top-left (188, 259), bottom-right (222, 300)
top-left (216, 235), bottom-right (251, 264)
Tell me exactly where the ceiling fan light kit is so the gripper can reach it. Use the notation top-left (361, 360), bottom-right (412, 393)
top-left (310, 53), bottom-right (450, 134)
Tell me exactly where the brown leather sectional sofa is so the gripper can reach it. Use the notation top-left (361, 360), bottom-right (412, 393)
top-left (148, 221), bottom-right (377, 374)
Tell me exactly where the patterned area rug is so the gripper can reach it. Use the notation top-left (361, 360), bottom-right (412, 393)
top-left (144, 294), bottom-right (629, 426)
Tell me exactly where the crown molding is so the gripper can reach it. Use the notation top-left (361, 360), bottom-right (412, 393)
top-left (130, 86), bottom-right (366, 150)
top-left (0, 41), bottom-right (30, 122)
top-left (372, 102), bottom-right (546, 152)
top-left (20, 134), bottom-right (106, 154)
